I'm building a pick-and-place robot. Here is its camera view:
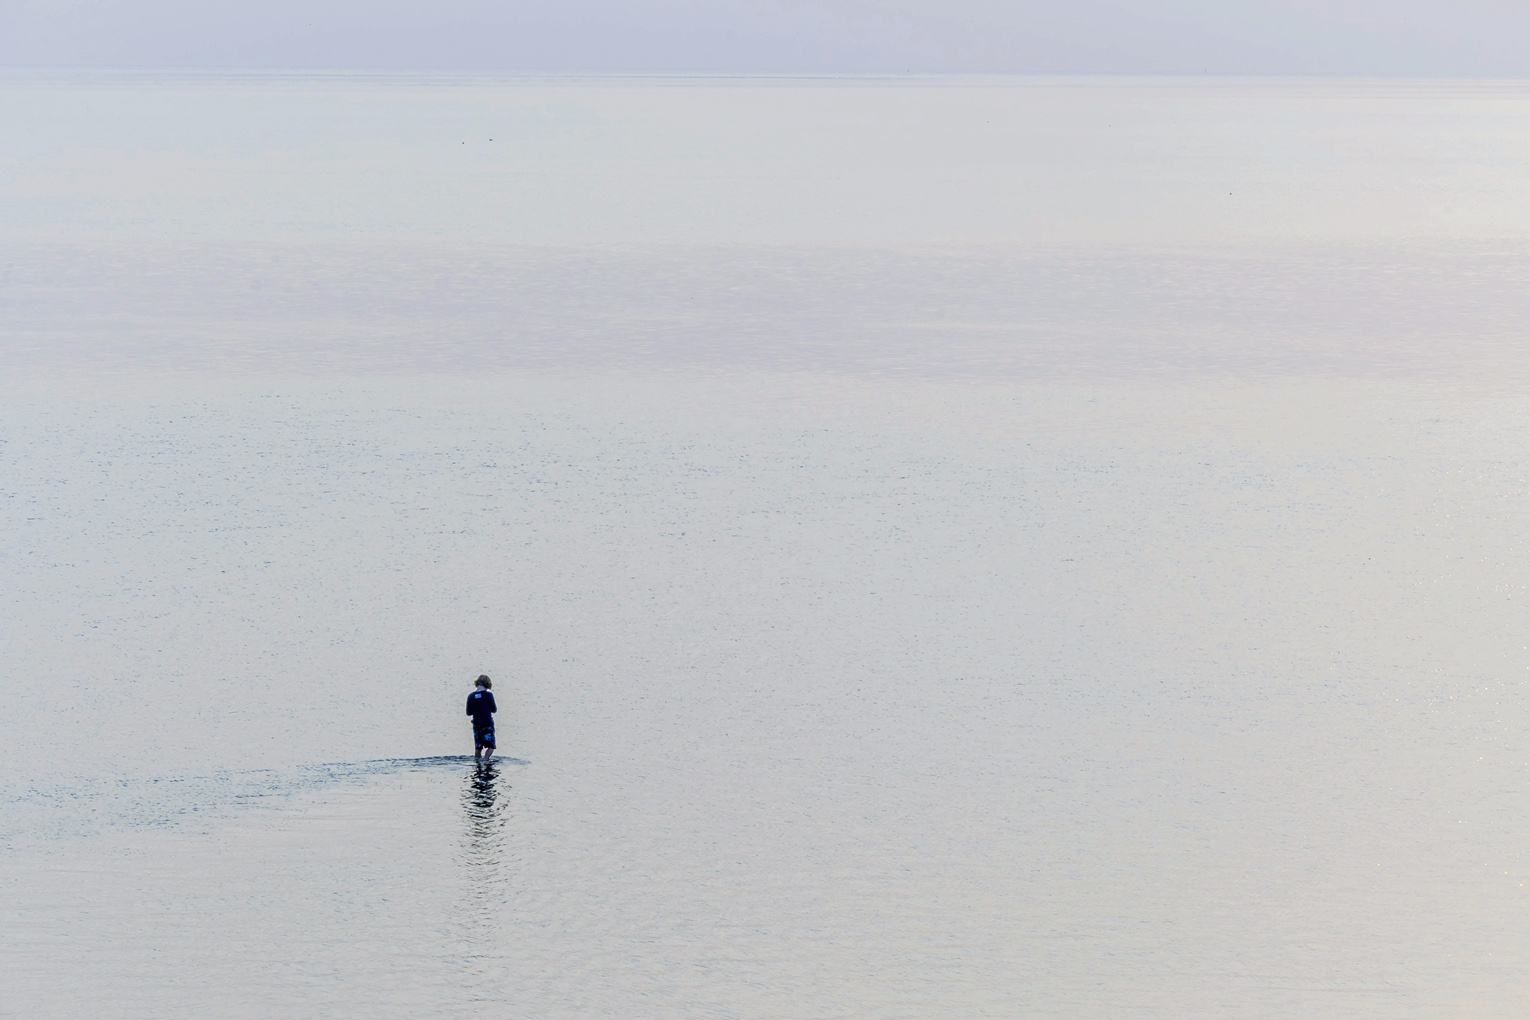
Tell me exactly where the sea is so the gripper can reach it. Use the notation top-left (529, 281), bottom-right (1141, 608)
top-left (5, 73), bottom-right (1530, 1018)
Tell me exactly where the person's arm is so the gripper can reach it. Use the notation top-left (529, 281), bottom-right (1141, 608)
top-left (487, 692), bottom-right (497, 714)
top-left (466, 694), bottom-right (474, 716)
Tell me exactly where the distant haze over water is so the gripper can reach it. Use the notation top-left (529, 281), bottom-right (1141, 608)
top-left (8, 0), bottom-right (1530, 75)
top-left (7, 74), bottom-right (1530, 383)
top-left (6, 74), bottom-right (1530, 249)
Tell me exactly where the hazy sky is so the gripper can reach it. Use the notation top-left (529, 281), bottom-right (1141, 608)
top-left (4, 0), bottom-right (1530, 74)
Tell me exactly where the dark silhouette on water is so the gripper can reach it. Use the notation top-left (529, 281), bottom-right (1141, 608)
top-left (467, 675), bottom-right (498, 762)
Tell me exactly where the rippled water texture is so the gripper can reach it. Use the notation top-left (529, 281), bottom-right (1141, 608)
top-left (5, 75), bottom-right (1530, 1018)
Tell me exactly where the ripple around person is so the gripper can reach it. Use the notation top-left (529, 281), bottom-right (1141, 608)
top-left (363, 755), bottom-right (531, 768)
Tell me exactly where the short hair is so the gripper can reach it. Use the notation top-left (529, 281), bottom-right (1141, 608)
top-left (476, 674), bottom-right (491, 689)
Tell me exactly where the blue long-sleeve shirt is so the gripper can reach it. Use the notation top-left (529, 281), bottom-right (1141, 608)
top-left (466, 689), bottom-right (497, 725)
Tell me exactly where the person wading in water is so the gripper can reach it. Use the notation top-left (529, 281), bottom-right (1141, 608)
top-left (466, 675), bottom-right (497, 761)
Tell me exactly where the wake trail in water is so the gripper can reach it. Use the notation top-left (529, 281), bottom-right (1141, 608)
top-left (0, 755), bottom-right (529, 851)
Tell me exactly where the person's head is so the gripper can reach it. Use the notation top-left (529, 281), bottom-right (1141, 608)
top-left (476, 675), bottom-right (491, 689)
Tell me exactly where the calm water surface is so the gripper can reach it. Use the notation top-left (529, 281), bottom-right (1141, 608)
top-left (5, 75), bottom-right (1530, 1019)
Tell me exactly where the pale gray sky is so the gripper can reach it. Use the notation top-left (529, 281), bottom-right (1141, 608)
top-left (3, 0), bottom-right (1530, 74)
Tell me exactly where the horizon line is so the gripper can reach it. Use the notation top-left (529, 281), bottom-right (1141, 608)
top-left (6, 66), bottom-right (1530, 82)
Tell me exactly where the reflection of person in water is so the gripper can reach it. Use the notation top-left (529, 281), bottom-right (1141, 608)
top-left (459, 756), bottom-right (506, 950)
top-left (463, 761), bottom-right (501, 831)
top-left (466, 674), bottom-right (497, 761)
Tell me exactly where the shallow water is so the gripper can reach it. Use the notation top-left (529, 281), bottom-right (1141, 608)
top-left (6, 75), bottom-right (1530, 1019)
